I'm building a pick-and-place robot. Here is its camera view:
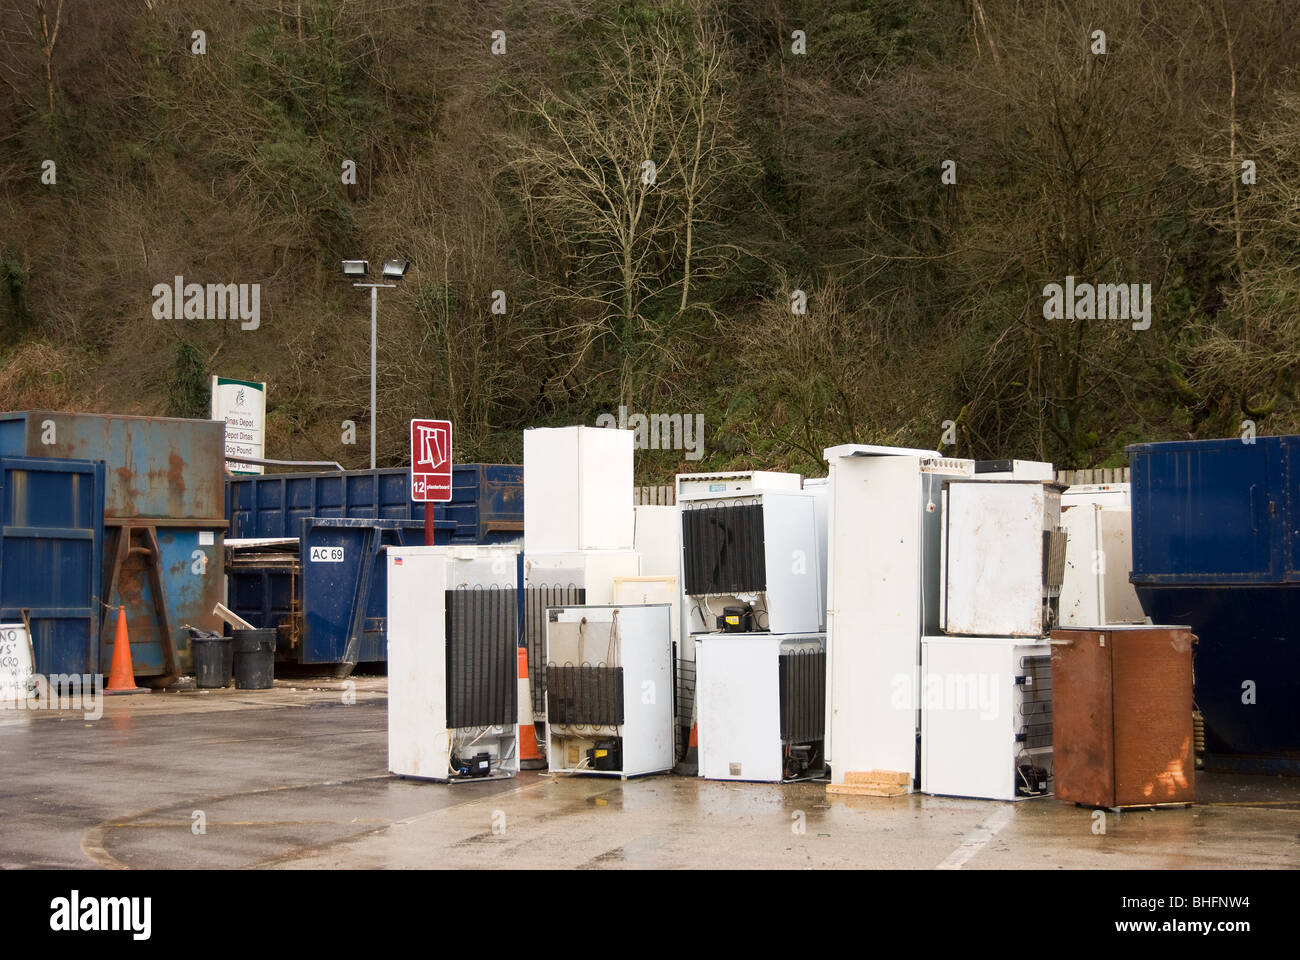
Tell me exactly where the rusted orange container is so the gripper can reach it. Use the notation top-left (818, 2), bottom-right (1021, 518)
top-left (1050, 625), bottom-right (1196, 808)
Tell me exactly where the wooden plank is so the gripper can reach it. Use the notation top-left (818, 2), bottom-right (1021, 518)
top-left (845, 769), bottom-right (911, 785)
top-left (827, 782), bottom-right (910, 798)
top-left (213, 602), bottom-right (254, 631)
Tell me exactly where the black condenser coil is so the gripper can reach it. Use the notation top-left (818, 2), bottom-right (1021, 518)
top-left (682, 502), bottom-right (767, 596)
top-left (445, 586), bottom-right (518, 729)
top-left (545, 665), bottom-right (625, 726)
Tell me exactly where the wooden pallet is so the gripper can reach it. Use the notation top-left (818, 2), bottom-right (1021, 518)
top-left (826, 769), bottom-right (911, 798)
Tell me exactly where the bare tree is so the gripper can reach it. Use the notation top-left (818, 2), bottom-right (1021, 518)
top-left (509, 10), bottom-right (747, 405)
top-left (672, 12), bottom-right (747, 318)
top-left (32, 0), bottom-right (61, 115)
top-left (511, 23), bottom-right (681, 399)
top-left (1186, 91), bottom-right (1300, 422)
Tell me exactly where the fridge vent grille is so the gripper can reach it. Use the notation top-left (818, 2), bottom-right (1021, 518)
top-left (545, 665), bottom-right (625, 725)
top-left (1019, 654), bottom-right (1053, 748)
top-left (1043, 528), bottom-right (1068, 588)
top-left (682, 502), bottom-right (767, 595)
top-left (445, 586), bottom-right (518, 728)
top-left (524, 584), bottom-right (585, 716)
top-left (778, 648), bottom-right (826, 744)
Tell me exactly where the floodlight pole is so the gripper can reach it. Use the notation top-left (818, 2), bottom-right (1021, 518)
top-left (353, 281), bottom-right (396, 470)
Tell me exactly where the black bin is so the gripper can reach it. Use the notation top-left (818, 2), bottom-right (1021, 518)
top-left (231, 628), bottom-right (276, 690)
top-left (189, 629), bottom-right (233, 688)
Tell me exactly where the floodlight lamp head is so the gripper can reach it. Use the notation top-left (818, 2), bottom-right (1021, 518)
top-left (381, 259), bottom-right (411, 279)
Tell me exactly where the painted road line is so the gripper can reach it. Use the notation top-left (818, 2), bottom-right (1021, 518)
top-left (935, 804), bottom-right (1015, 870)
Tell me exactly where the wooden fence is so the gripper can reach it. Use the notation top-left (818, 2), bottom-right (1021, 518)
top-left (1054, 467), bottom-right (1130, 485)
top-left (636, 468), bottom-right (1128, 503)
top-left (634, 485), bottom-right (676, 505)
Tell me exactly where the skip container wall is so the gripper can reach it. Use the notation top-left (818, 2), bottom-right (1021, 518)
top-left (226, 466), bottom-right (523, 669)
top-left (1129, 436), bottom-right (1300, 771)
top-left (226, 464), bottom-right (523, 544)
top-left (0, 457), bottom-right (104, 676)
top-left (0, 412), bottom-right (227, 683)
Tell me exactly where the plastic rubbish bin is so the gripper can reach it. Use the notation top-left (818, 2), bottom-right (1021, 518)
top-left (231, 628), bottom-right (276, 690)
top-left (189, 629), bottom-right (233, 689)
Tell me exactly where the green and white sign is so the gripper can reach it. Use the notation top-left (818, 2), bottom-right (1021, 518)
top-left (211, 376), bottom-right (267, 475)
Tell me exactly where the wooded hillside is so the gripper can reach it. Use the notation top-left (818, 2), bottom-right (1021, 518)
top-left (2, 0), bottom-right (1298, 478)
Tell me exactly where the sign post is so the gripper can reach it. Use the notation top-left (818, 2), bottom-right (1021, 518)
top-left (410, 419), bottom-right (453, 545)
top-left (211, 376), bottom-right (267, 474)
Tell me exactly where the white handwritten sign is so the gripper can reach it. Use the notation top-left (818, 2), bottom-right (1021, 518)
top-left (0, 623), bottom-right (34, 701)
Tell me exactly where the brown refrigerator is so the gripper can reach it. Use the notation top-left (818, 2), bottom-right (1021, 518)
top-left (1050, 625), bottom-right (1195, 808)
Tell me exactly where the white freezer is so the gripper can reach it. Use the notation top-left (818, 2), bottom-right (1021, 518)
top-left (545, 603), bottom-right (675, 778)
top-left (523, 550), bottom-right (641, 602)
top-left (387, 546), bottom-right (519, 782)
top-left (942, 480), bottom-right (1063, 637)
top-left (524, 426), bottom-right (634, 553)
top-left (920, 635), bottom-right (1053, 801)
top-left (681, 489), bottom-right (823, 635)
top-left (1059, 504), bottom-right (1144, 627)
top-left (821, 449), bottom-right (971, 783)
top-left (695, 632), bottom-right (825, 783)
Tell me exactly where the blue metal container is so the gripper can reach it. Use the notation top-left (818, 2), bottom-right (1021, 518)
top-left (227, 550), bottom-right (297, 653)
top-left (0, 411), bottom-right (227, 683)
top-left (299, 518), bottom-right (426, 665)
top-left (227, 518), bottom-right (430, 669)
top-left (227, 468), bottom-right (413, 539)
top-left (0, 457), bottom-right (104, 676)
top-left (1129, 436), bottom-right (1300, 772)
top-left (102, 525), bottom-right (224, 681)
top-left (225, 464), bottom-right (523, 544)
top-left (440, 464), bottom-right (524, 544)
top-left (225, 466), bottom-right (522, 670)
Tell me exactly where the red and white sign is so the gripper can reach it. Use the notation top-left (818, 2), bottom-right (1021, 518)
top-left (410, 418), bottom-right (453, 502)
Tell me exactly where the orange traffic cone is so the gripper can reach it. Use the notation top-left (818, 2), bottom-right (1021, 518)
top-left (105, 606), bottom-right (147, 695)
top-left (517, 646), bottom-right (545, 769)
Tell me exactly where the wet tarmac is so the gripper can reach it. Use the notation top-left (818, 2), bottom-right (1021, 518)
top-left (1, 679), bottom-right (1296, 869)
